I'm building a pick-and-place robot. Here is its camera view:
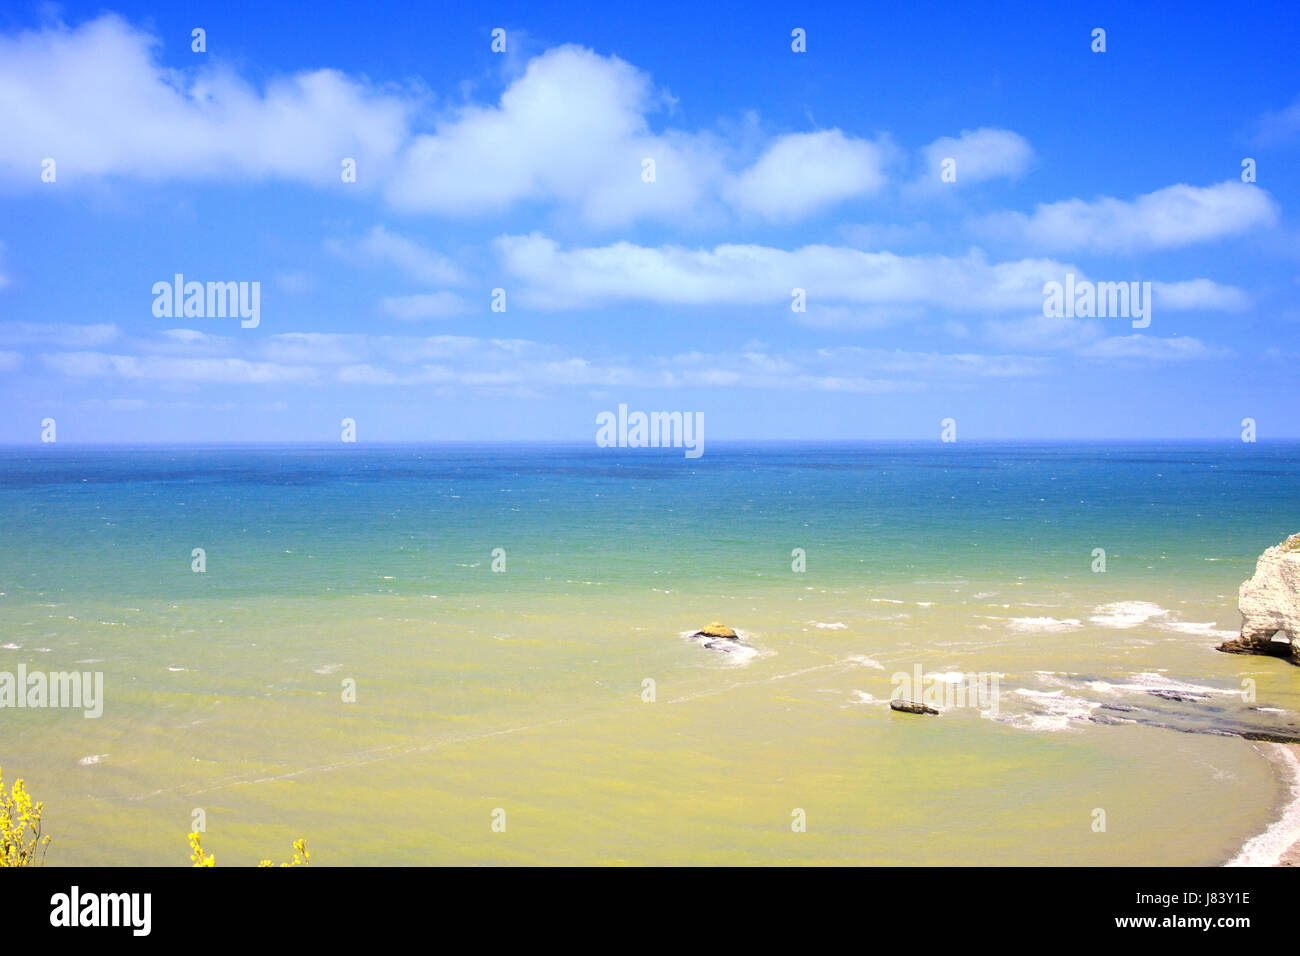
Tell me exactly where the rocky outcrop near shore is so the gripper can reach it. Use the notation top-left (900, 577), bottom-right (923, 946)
top-left (691, 621), bottom-right (741, 654)
top-left (686, 622), bottom-right (760, 662)
top-left (1218, 533), bottom-right (1300, 665)
top-left (693, 622), bottom-right (737, 640)
top-left (890, 699), bottom-right (939, 715)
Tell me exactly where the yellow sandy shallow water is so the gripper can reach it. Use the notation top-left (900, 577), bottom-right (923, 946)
top-left (5, 574), bottom-right (1297, 866)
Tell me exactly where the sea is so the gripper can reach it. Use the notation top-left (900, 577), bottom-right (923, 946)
top-left (1, 441), bottom-right (1298, 865)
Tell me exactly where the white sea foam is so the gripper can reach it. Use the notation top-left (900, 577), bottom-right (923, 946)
top-left (844, 655), bottom-right (885, 669)
top-left (77, 754), bottom-right (109, 766)
top-left (1158, 620), bottom-right (1237, 640)
top-left (713, 644), bottom-right (759, 664)
top-left (989, 688), bottom-right (1101, 732)
top-left (681, 628), bottom-right (766, 666)
top-left (1006, 616), bottom-right (1083, 633)
top-left (1114, 672), bottom-right (1240, 698)
top-left (1226, 744), bottom-right (1300, 867)
top-left (808, 621), bottom-right (848, 630)
top-left (1089, 601), bottom-right (1170, 628)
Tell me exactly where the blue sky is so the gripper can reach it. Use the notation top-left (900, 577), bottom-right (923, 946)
top-left (0, 0), bottom-right (1297, 442)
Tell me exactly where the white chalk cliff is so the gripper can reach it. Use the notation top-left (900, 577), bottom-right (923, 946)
top-left (1218, 533), bottom-right (1300, 665)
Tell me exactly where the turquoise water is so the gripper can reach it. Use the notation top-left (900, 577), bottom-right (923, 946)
top-left (1, 442), bottom-right (1298, 865)
top-left (2, 442), bottom-right (1295, 598)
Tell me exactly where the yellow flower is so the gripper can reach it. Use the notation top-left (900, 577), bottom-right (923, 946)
top-left (0, 766), bottom-right (51, 867)
top-left (188, 831), bottom-right (215, 867)
top-left (188, 832), bottom-right (307, 867)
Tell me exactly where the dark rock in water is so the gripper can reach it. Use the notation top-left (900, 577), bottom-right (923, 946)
top-left (1146, 689), bottom-right (1207, 703)
top-left (890, 699), bottom-right (938, 715)
top-left (1091, 712), bottom-right (1135, 726)
top-left (1020, 671), bottom-right (1300, 743)
top-left (1217, 533), bottom-right (1300, 665)
top-left (1219, 634), bottom-right (1297, 661)
top-left (1242, 729), bottom-right (1300, 744)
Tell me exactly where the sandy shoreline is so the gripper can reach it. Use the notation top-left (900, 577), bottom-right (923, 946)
top-left (1224, 741), bottom-right (1300, 867)
top-left (1280, 744), bottom-right (1300, 867)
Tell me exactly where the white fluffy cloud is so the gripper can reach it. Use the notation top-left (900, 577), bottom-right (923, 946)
top-left (0, 15), bottom-right (412, 185)
top-left (337, 226), bottom-right (465, 284)
top-left (0, 321), bottom-right (121, 347)
top-left (919, 127), bottom-right (1033, 185)
top-left (724, 130), bottom-right (891, 219)
top-left (1253, 93), bottom-right (1300, 145)
top-left (40, 351), bottom-right (319, 384)
top-left (1151, 278), bottom-right (1250, 312)
top-left (984, 314), bottom-right (1105, 351)
top-left (975, 181), bottom-right (1279, 252)
top-left (495, 234), bottom-right (1067, 310)
top-left (494, 234), bottom-right (1246, 315)
top-left (385, 45), bottom-right (727, 226)
top-left (983, 314), bottom-right (1216, 361)
top-left (25, 326), bottom-right (1048, 393)
top-left (0, 16), bottom-right (1035, 227)
top-left (1079, 335), bottom-right (1219, 361)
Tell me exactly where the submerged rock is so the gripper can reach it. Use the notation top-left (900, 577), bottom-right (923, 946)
top-left (890, 699), bottom-right (939, 715)
top-left (1217, 533), bottom-right (1300, 666)
top-left (701, 639), bottom-right (744, 654)
top-left (693, 622), bottom-right (738, 640)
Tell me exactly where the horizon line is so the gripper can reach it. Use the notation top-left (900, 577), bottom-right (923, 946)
top-left (2, 437), bottom-right (1298, 448)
